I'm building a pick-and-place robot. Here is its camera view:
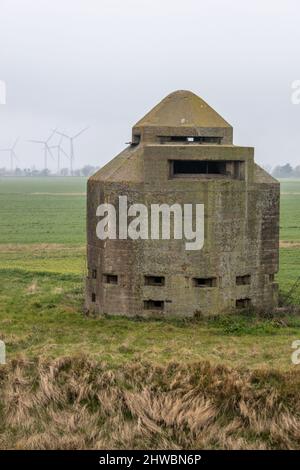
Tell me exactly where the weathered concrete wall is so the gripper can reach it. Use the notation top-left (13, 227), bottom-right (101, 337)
top-left (85, 143), bottom-right (279, 318)
top-left (132, 125), bottom-right (233, 145)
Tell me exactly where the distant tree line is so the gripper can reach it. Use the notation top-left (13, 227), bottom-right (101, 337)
top-left (271, 163), bottom-right (300, 178)
top-left (0, 165), bottom-right (99, 177)
top-left (1, 163), bottom-right (299, 179)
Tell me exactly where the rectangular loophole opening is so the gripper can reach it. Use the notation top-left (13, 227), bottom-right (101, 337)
top-left (173, 160), bottom-right (226, 175)
top-left (159, 136), bottom-right (222, 144)
top-left (193, 277), bottom-right (217, 287)
top-left (92, 269), bottom-right (97, 279)
top-left (144, 275), bottom-right (165, 286)
top-left (236, 275), bottom-right (251, 285)
top-left (144, 300), bottom-right (164, 310)
top-left (103, 274), bottom-right (118, 285)
top-left (91, 293), bottom-right (96, 303)
top-left (170, 160), bottom-right (244, 179)
top-left (236, 298), bottom-right (251, 308)
top-left (269, 274), bottom-right (275, 282)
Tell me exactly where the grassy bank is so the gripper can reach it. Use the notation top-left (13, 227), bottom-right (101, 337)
top-left (0, 263), bottom-right (299, 370)
top-left (1, 357), bottom-right (300, 449)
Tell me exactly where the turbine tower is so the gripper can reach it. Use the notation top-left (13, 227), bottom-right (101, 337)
top-left (0, 138), bottom-right (19, 172)
top-left (28, 129), bottom-right (56, 170)
top-left (49, 135), bottom-right (69, 174)
top-left (55, 127), bottom-right (89, 175)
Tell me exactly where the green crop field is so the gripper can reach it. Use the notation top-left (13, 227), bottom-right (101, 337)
top-left (280, 179), bottom-right (300, 241)
top-left (0, 177), bottom-right (299, 370)
top-left (0, 177), bottom-right (86, 244)
top-left (0, 176), bottom-right (300, 450)
top-left (279, 180), bottom-right (300, 296)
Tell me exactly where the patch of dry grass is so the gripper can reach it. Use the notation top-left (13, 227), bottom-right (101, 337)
top-left (280, 241), bottom-right (300, 248)
top-left (1, 356), bottom-right (300, 450)
top-left (0, 243), bottom-right (85, 253)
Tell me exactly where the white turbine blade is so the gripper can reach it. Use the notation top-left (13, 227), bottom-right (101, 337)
top-left (73, 126), bottom-right (89, 139)
top-left (60, 147), bottom-right (69, 159)
top-left (55, 130), bottom-right (69, 139)
top-left (28, 139), bottom-right (44, 144)
top-left (47, 128), bottom-right (57, 143)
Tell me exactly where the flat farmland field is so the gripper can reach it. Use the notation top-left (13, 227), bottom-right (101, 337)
top-left (0, 177), bottom-right (299, 288)
top-left (280, 179), bottom-right (300, 241)
top-left (0, 177), bottom-right (86, 244)
top-left (0, 177), bottom-right (300, 450)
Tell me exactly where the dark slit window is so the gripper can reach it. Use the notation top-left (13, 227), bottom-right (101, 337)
top-left (144, 300), bottom-right (164, 310)
top-left (173, 160), bottom-right (226, 175)
top-left (236, 275), bottom-right (251, 285)
top-left (103, 274), bottom-right (118, 285)
top-left (159, 136), bottom-right (222, 144)
top-left (91, 293), bottom-right (96, 302)
top-left (170, 160), bottom-right (244, 179)
top-left (193, 277), bottom-right (217, 287)
top-left (144, 275), bottom-right (165, 286)
top-left (92, 269), bottom-right (97, 279)
top-left (236, 298), bottom-right (251, 308)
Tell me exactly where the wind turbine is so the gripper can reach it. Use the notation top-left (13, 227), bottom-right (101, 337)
top-left (0, 138), bottom-right (19, 172)
top-left (49, 135), bottom-right (69, 174)
top-left (28, 129), bottom-right (56, 170)
top-left (55, 127), bottom-right (89, 175)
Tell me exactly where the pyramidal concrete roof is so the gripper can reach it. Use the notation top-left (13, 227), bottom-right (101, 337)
top-left (133, 90), bottom-right (231, 129)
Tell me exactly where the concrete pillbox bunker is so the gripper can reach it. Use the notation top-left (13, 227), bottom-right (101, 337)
top-left (85, 90), bottom-right (280, 317)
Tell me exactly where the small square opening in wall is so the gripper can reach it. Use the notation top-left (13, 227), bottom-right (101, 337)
top-left (91, 293), bottom-right (96, 303)
top-left (193, 277), bottom-right (217, 287)
top-left (92, 269), bottom-right (97, 279)
top-left (236, 298), bottom-right (251, 308)
top-left (132, 134), bottom-right (141, 145)
top-left (144, 300), bottom-right (164, 310)
top-left (103, 274), bottom-right (118, 285)
top-left (236, 275), bottom-right (251, 285)
top-left (144, 275), bottom-right (165, 286)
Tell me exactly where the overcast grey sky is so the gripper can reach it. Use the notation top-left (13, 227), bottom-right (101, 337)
top-left (0, 0), bottom-right (300, 170)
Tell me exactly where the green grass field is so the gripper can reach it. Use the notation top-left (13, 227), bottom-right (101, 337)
top-left (0, 177), bottom-right (299, 370)
top-left (0, 177), bottom-right (86, 244)
top-left (280, 180), bottom-right (300, 241)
